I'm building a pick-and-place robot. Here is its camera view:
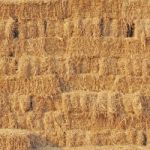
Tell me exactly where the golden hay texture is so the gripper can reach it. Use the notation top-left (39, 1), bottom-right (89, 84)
top-left (0, 129), bottom-right (35, 150)
top-left (0, 0), bottom-right (150, 149)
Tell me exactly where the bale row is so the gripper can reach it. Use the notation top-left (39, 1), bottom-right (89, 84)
top-left (68, 37), bottom-right (145, 58)
top-left (1, 73), bottom-right (150, 95)
top-left (0, 0), bottom-right (149, 19)
top-left (62, 91), bottom-right (150, 117)
top-left (1, 91), bottom-right (150, 142)
top-left (0, 75), bottom-right (60, 94)
top-left (68, 74), bottom-right (150, 93)
top-left (0, 17), bottom-right (138, 41)
top-left (0, 36), bottom-right (147, 59)
top-left (1, 54), bottom-right (150, 77)
top-left (66, 129), bottom-right (147, 147)
top-left (67, 56), bottom-right (150, 76)
top-left (10, 94), bottom-right (61, 114)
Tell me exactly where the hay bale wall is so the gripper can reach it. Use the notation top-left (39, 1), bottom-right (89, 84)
top-left (0, 0), bottom-right (150, 149)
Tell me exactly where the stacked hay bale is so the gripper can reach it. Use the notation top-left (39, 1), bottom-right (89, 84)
top-left (0, 129), bottom-right (36, 150)
top-left (0, 0), bottom-right (150, 149)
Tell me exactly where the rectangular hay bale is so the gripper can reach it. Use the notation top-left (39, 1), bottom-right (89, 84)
top-left (0, 129), bottom-right (35, 150)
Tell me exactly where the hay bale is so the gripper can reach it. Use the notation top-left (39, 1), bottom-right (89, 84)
top-left (136, 131), bottom-right (147, 146)
top-left (118, 58), bottom-right (133, 77)
top-left (62, 91), bottom-right (98, 113)
top-left (132, 57), bottom-right (142, 76)
top-left (0, 58), bottom-right (8, 75)
top-left (25, 38), bottom-right (46, 56)
top-left (110, 130), bottom-right (127, 145)
top-left (111, 19), bottom-right (119, 37)
top-left (89, 57), bottom-right (100, 73)
top-left (70, 92), bottom-right (81, 112)
top-left (83, 18), bottom-right (94, 37)
top-left (45, 37), bottom-right (66, 56)
top-left (44, 111), bottom-right (67, 132)
top-left (25, 20), bottom-right (38, 39)
top-left (41, 57), bottom-right (67, 75)
top-left (125, 129), bottom-right (147, 146)
top-left (18, 54), bottom-right (32, 79)
top-left (107, 92), bottom-right (124, 116)
top-left (43, 111), bottom-right (55, 131)
top-left (132, 92), bottom-right (144, 116)
top-left (19, 95), bottom-right (33, 113)
top-left (143, 59), bottom-right (150, 76)
top-left (123, 94), bottom-right (134, 114)
top-left (90, 130), bottom-right (111, 146)
top-left (16, 114), bottom-right (27, 129)
top-left (30, 56), bottom-right (40, 76)
top-left (33, 95), bottom-right (56, 113)
top-left (132, 92), bottom-right (150, 117)
top-left (112, 76), bottom-right (129, 93)
top-left (99, 57), bottom-right (118, 76)
top-left (0, 20), bottom-right (6, 40)
top-left (45, 129), bottom-right (66, 147)
top-left (65, 19), bottom-right (75, 38)
top-left (5, 17), bottom-right (15, 39)
top-left (18, 54), bottom-right (40, 78)
top-left (0, 113), bottom-right (17, 128)
top-left (53, 111), bottom-right (67, 130)
top-left (43, 112), bottom-right (66, 147)
top-left (63, 19), bottom-right (74, 38)
top-left (46, 20), bottom-right (57, 37)
top-left (37, 20), bottom-right (45, 37)
top-left (68, 37), bottom-right (101, 57)
top-left (0, 129), bottom-right (35, 150)
top-left (55, 20), bottom-right (64, 37)
top-left (26, 112), bottom-right (44, 130)
top-left (11, 93), bottom-right (33, 114)
top-left (62, 93), bottom-right (73, 113)
top-left (81, 92), bottom-right (98, 112)
top-left (69, 74), bottom-right (115, 91)
top-left (62, 92), bottom-right (82, 113)
top-left (99, 58), bottom-right (109, 76)
top-left (94, 91), bottom-right (108, 115)
top-left (146, 130), bottom-right (150, 144)
top-left (66, 130), bottom-right (89, 147)
top-left (0, 93), bottom-right (11, 115)
top-left (68, 57), bottom-right (90, 74)
top-left (70, 113), bottom-right (92, 130)
top-left (91, 17), bottom-right (101, 37)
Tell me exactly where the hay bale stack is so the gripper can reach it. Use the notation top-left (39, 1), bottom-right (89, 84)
top-left (0, 0), bottom-right (150, 149)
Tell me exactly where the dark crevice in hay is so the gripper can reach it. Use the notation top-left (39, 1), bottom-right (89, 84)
top-left (12, 17), bottom-right (19, 39)
top-left (143, 133), bottom-right (147, 146)
top-left (44, 20), bottom-right (47, 36)
top-left (99, 18), bottom-right (104, 36)
top-left (12, 27), bottom-right (19, 39)
top-left (126, 23), bottom-right (135, 37)
top-left (27, 95), bottom-right (34, 112)
top-left (8, 51), bottom-right (15, 57)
